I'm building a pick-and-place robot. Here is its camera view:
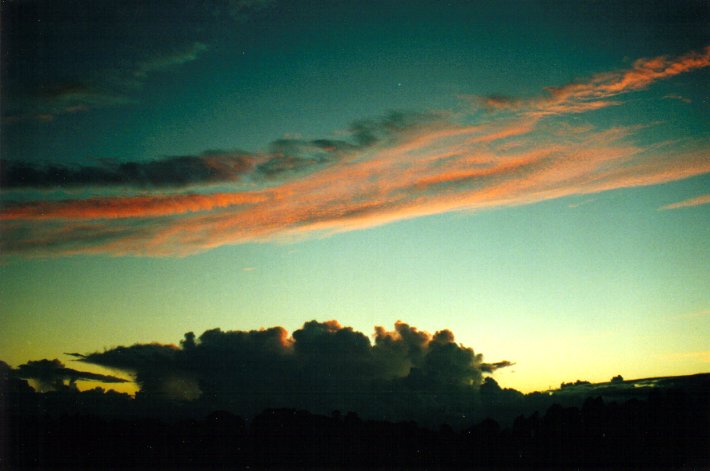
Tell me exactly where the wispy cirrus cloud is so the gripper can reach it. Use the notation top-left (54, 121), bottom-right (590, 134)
top-left (479, 46), bottom-right (710, 116)
top-left (663, 94), bottom-right (693, 104)
top-left (1, 47), bottom-right (709, 258)
top-left (132, 42), bottom-right (209, 79)
top-left (1, 0), bottom-right (281, 124)
top-left (660, 194), bottom-right (710, 210)
top-left (0, 192), bottom-right (268, 220)
top-left (3, 41), bottom-right (209, 123)
top-left (225, 0), bottom-right (276, 21)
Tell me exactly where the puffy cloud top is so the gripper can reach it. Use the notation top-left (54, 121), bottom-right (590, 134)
top-left (77, 320), bottom-right (511, 423)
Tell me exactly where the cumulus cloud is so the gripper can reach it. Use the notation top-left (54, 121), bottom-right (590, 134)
top-left (76, 320), bottom-right (511, 422)
top-left (2, 48), bottom-right (709, 257)
top-left (14, 359), bottom-right (129, 392)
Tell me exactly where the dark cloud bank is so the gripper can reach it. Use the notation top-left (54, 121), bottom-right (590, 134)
top-left (0, 111), bottom-right (436, 190)
top-left (3, 321), bottom-right (709, 468)
top-left (14, 358), bottom-right (128, 392)
top-left (66, 320), bottom-right (514, 425)
top-left (0, 153), bottom-right (255, 190)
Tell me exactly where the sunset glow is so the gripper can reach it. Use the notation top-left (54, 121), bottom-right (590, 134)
top-left (1, 0), bottom-right (708, 397)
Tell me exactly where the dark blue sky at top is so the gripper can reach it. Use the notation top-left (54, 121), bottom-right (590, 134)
top-left (3, 0), bottom-right (707, 166)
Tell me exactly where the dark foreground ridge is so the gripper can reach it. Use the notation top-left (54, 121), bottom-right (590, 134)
top-left (2, 372), bottom-right (709, 468)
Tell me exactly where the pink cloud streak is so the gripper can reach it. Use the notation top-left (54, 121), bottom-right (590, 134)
top-left (2, 46), bottom-right (709, 257)
top-left (660, 194), bottom-right (710, 210)
top-left (483, 46), bottom-right (710, 116)
top-left (0, 192), bottom-right (268, 220)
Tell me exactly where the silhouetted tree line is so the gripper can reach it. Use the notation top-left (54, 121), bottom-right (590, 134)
top-left (3, 373), bottom-right (709, 468)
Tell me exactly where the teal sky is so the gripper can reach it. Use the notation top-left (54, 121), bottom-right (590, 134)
top-left (1, 0), bottom-right (709, 393)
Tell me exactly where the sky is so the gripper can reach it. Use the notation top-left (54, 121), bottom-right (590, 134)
top-left (1, 0), bottom-right (709, 395)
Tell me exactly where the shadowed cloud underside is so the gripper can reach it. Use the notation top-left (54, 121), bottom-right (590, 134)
top-left (70, 320), bottom-right (512, 421)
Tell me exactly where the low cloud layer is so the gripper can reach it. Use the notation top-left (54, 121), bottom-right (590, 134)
top-left (1, 47), bottom-right (709, 257)
top-left (72, 321), bottom-right (512, 422)
top-left (14, 358), bottom-right (128, 392)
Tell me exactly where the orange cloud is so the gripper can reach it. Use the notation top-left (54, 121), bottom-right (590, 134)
top-left (5, 118), bottom-right (707, 258)
top-left (2, 47), bottom-right (709, 257)
top-left (0, 192), bottom-right (268, 220)
top-left (483, 46), bottom-right (710, 116)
